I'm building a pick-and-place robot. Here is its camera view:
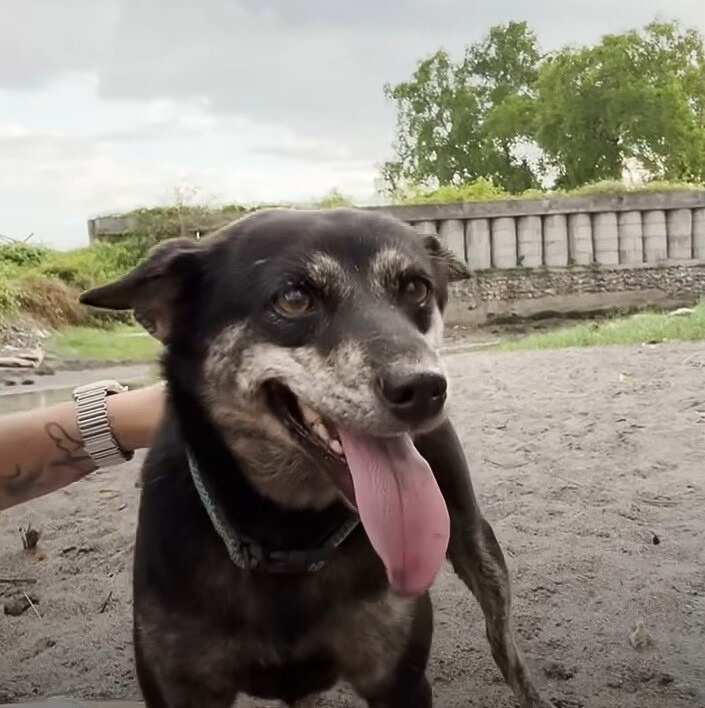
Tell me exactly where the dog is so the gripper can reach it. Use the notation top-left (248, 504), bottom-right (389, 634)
top-left (81, 207), bottom-right (553, 708)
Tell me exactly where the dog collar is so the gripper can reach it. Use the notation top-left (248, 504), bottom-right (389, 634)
top-left (185, 447), bottom-right (359, 573)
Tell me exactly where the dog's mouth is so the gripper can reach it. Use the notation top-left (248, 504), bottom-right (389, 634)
top-left (263, 380), bottom-right (450, 597)
top-left (263, 381), bottom-right (356, 507)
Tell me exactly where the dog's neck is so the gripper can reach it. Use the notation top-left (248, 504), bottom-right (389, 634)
top-left (165, 373), bottom-right (357, 562)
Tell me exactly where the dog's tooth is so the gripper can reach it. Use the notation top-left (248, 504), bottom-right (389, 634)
top-left (300, 404), bottom-right (320, 425)
top-left (329, 439), bottom-right (344, 456)
top-left (313, 422), bottom-right (331, 441)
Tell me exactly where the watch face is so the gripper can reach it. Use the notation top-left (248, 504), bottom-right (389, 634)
top-left (74, 380), bottom-right (127, 396)
top-left (105, 382), bottom-right (128, 395)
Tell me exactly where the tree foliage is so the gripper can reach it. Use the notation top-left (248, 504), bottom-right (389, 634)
top-left (383, 21), bottom-right (541, 193)
top-left (383, 19), bottom-right (705, 193)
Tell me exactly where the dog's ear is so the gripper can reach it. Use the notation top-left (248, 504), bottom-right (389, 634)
top-left (423, 235), bottom-right (471, 282)
top-left (79, 237), bottom-right (204, 342)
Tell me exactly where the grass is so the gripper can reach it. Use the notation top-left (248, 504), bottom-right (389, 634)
top-left (38, 301), bottom-right (705, 364)
top-left (49, 324), bottom-right (162, 362)
top-left (495, 302), bottom-right (705, 351)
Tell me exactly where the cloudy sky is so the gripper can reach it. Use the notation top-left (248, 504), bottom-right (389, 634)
top-left (1, 0), bottom-right (702, 249)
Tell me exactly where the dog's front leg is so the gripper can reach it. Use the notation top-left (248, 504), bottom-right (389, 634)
top-left (415, 420), bottom-right (555, 708)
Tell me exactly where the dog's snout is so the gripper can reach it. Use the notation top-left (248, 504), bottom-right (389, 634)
top-left (377, 371), bottom-right (447, 425)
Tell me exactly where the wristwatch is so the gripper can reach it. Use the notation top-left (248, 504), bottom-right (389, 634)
top-left (72, 380), bottom-right (134, 468)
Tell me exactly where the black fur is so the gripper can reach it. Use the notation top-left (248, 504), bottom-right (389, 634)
top-left (81, 207), bottom-right (553, 708)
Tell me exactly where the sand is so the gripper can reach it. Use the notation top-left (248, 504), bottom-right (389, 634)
top-left (1, 342), bottom-right (704, 707)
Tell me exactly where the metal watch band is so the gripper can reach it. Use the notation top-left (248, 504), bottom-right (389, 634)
top-left (73, 381), bottom-right (134, 468)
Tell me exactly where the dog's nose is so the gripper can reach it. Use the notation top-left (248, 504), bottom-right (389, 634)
top-left (377, 371), bottom-right (447, 425)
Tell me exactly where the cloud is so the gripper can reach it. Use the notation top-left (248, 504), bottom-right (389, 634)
top-left (0, 0), bottom-right (703, 248)
top-left (2, 0), bottom-right (703, 156)
top-left (0, 86), bottom-right (378, 249)
top-left (0, 0), bottom-right (117, 87)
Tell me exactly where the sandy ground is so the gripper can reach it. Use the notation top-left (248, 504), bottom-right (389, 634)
top-left (1, 342), bottom-right (704, 708)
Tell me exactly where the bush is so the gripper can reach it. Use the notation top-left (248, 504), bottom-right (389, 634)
top-left (313, 189), bottom-right (353, 208)
top-left (390, 177), bottom-right (509, 204)
top-left (11, 276), bottom-right (87, 328)
top-left (118, 204), bottom-right (253, 243)
top-left (0, 244), bottom-right (141, 328)
top-left (40, 239), bottom-right (149, 290)
top-left (0, 242), bottom-right (49, 267)
top-left (388, 177), bottom-right (705, 205)
top-left (0, 273), bottom-right (21, 314)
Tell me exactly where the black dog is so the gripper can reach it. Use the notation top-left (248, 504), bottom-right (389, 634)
top-left (81, 208), bottom-right (552, 707)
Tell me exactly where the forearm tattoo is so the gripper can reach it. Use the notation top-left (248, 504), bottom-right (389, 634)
top-left (45, 422), bottom-right (91, 469)
top-left (1, 422), bottom-right (93, 502)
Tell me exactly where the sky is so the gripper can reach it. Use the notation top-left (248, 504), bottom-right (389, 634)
top-left (1, 0), bottom-right (703, 250)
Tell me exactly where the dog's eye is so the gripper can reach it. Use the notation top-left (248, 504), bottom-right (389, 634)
top-left (274, 287), bottom-right (313, 316)
top-left (400, 277), bottom-right (430, 306)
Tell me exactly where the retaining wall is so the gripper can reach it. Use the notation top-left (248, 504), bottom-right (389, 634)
top-left (370, 190), bottom-right (705, 324)
top-left (88, 190), bottom-right (705, 326)
top-left (369, 191), bottom-right (705, 269)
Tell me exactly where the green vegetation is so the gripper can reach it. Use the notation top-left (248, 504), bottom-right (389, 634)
top-left (104, 188), bottom-right (354, 246)
top-left (388, 177), bottom-right (704, 205)
top-left (383, 19), bottom-right (705, 193)
top-left (0, 240), bottom-right (142, 327)
top-left (495, 303), bottom-right (705, 351)
top-left (49, 325), bottom-right (161, 362)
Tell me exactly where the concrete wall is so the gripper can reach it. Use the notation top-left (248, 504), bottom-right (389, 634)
top-left (90, 191), bottom-right (705, 268)
top-left (367, 190), bottom-right (705, 324)
top-left (88, 190), bottom-right (705, 325)
top-left (368, 190), bottom-right (705, 269)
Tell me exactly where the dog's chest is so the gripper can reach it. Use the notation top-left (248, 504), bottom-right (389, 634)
top-left (137, 587), bottom-right (416, 698)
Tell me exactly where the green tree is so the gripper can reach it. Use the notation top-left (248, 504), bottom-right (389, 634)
top-left (382, 49), bottom-right (484, 189)
top-left (463, 21), bottom-right (542, 192)
top-left (383, 19), bottom-right (705, 194)
top-left (382, 22), bottom-right (542, 193)
top-left (534, 20), bottom-right (705, 188)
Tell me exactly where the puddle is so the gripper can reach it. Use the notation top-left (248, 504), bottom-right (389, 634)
top-left (0, 380), bottom-right (150, 415)
top-left (0, 365), bottom-right (157, 415)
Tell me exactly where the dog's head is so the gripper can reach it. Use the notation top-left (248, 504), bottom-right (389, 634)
top-left (82, 208), bottom-right (469, 595)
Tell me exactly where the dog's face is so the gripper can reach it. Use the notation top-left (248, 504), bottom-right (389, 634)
top-left (82, 208), bottom-right (469, 594)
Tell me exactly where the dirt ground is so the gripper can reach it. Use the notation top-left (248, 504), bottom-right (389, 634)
top-left (1, 341), bottom-right (704, 708)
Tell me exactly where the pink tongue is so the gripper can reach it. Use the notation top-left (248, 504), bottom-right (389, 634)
top-left (338, 428), bottom-right (450, 596)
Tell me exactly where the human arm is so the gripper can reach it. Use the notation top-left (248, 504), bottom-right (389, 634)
top-left (0, 381), bottom-right (165, 511)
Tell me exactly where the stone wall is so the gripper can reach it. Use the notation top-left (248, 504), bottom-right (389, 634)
top-left (445, 262), bottom-right (705, 325)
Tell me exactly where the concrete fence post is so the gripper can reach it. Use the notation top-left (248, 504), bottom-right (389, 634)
top-left (414, 221), bottom-right (437, 235)
top-left (642, 210), bottom-right (668, 263)
top-left (438, 219), bottom-right (466, 263)
top-left (491, 217), bottom-right (517, 268)
top-left (593, 212), bottom-right (620, 265)
top-left (667, 209), bottom-right (693, 260)
top-left (517, 215), bottom-right (542, 267)
top-left (465, 219), bottom-right (492, 270)
top-left (693, 208), bottom-right (705, 261)
top-left (618, 210), bottom-right (644, 265)
top-left (543, 214), bottom-right (569, 267)
top-left (567, 213), bottom-right (593, 265)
